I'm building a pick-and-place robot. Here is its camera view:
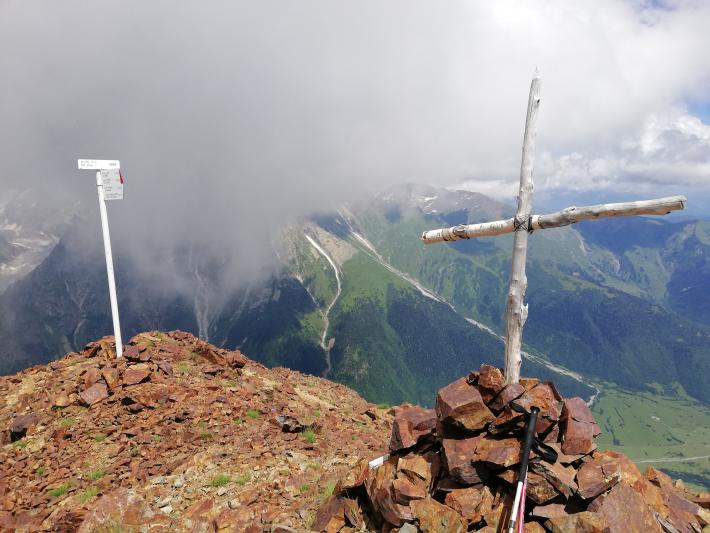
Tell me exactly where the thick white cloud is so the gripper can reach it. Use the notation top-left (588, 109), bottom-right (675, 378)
top-left (451, 0), bottom-right (710, 199)
top-left (0, 0), bottom-right (708, 285)
top-left (534, 108), bottom-right (710, 194)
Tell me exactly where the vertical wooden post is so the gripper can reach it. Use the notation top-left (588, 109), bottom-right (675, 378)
top-left (504, 74), bottom-right (541, 384)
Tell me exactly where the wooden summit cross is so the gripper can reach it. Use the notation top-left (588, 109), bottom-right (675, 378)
top-left (421, 74), bottom-right (686, 385)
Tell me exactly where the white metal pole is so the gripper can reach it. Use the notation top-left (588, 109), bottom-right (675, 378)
top-left (96, 171), bottom-right (123, 358)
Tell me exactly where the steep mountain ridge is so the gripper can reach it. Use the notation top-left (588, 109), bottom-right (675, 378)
top-left (0, 185), bottom-right (707, 405)
top-left (0, 218), bottom-right (593, 406)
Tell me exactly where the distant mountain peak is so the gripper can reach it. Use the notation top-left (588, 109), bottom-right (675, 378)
top-left (372, 183), bottom-right (511, 223)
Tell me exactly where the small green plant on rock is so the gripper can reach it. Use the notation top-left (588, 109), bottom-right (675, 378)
top-left (303, 428), bottom-right (317, 444)
top-left (319, 480), bottom-right (336, 503)
top-left (93, 434), bottom-right (107, 442)
top-left (57, 417), bottom-right (76, 429)
top-left (92, 519), bottom-right (125, 533)
top-left (80, 487), bottom-right (100, 503)
top-left (246, 410), bottom-right (259, 419)
top-left (210, 474), bottom-right (231, 487)
top-left (86, 468), bottom-right (105, 481)
top-left (175, 362), bottom-right (191, 374)
top-left (236, 473), bottom-right (251, 486)
top-left (48, 483), bottom-right (71, 498)
top-left (35, 466), bottom-right (46, 476)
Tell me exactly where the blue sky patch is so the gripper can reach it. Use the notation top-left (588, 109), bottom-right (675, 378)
top-left (688, 100), bottom-right (710, 124)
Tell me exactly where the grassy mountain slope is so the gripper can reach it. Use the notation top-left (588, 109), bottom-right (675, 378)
top-left (1, 223), bottom-right (593, 408)
top-left (1, 185), bottom-right (707, 407)
top-left (578, 218), bottom-right (710, 326)
top-left (211, 278), bottom-right (328, 376)
top-left (348, 188), bottom-right (710, 403)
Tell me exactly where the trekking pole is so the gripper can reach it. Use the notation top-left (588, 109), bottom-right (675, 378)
top-left (507, 406), bottom-right (539, 533)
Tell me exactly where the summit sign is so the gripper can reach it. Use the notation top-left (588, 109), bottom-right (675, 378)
top-left (100, 169), bottom-right (124, 201)
top-left (77, 159), bottom-right (120, 170)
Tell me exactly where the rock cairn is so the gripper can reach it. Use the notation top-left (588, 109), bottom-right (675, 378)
top-left (314, 364), bottom-right (710, 532)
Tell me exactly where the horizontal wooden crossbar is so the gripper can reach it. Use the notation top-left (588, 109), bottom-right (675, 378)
top-left (421, 195), bottom-right (686, 244)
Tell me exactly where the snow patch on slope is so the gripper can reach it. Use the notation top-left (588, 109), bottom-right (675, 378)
top-left (304, 234), bottom-right (342, 378)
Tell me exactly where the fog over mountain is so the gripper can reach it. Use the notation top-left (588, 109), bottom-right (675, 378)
top-left (1, 0), bottom-right (709, 291)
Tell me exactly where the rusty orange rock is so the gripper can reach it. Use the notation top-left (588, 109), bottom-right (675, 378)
top-left (392, 476), bottom-right (427, 504)
top-left (525, 471), bottom-right (560, 504)
top-left (389, 404), bottom-right (436, 451)
top-left (545, 511), bottom-right (609, 533)
top-left (436, 377), bottom-right (495, 433)
top-left (311, 495), bottom-right (347, 532)
top-left (398, 453), bottom-right (432, 485)
top-left (488, 382), bottom-right (526, 412)
top-left (79, 381), bottom-right (109, 406)
top-left (560, 397), bottom-right (600, 455)
top-left (410, 497), bottom-right (466, 533)
top-left (444, 485), bottom-right (486, 521)
top-left (645, 466), bottom-right (674, 489)
top-left (335, 458), bottom-right (369, 492)
top-left (524, 522), bottom-right (547, 533)
top-left (576, 450), bottom-right (622, 499)
top-left (122, 364), bottom-right (151, 386)
top-left (529, 459), bottom-right (578, 498)
top-left (122, 345), bottom-right (142, 361)
top-left (442, 436), bottom-right (484, 484)
top-left (588, 482), bottom-right (662, 533)
top-left (77, 487), bottom-right (171, 531)
top-left (366, 458), bottom-right (412, 526)
top-left (101, 367), bottom-right (120, 389)
top-left (8, 413), bottom-right (39, 441)
top-left (472, 436), bottom-right (521, 468)
top-left (476, 364), bottom-right (506, 403)
top-left (531, 502), bottom-right (569, 520)
top-left (82, 367), bottom-right (102, 390)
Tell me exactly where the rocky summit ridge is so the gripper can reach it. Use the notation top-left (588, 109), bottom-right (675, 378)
top-left (1, 334), bottom-right (708, 533)
top-left (0, 331), bottom-right (392, 532)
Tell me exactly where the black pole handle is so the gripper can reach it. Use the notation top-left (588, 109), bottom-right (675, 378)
top-left (516, 406), bottom-right (540, 483)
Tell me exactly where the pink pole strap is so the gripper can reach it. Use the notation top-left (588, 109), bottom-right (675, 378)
top-left (517, 475), bottom-right (527, 533)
